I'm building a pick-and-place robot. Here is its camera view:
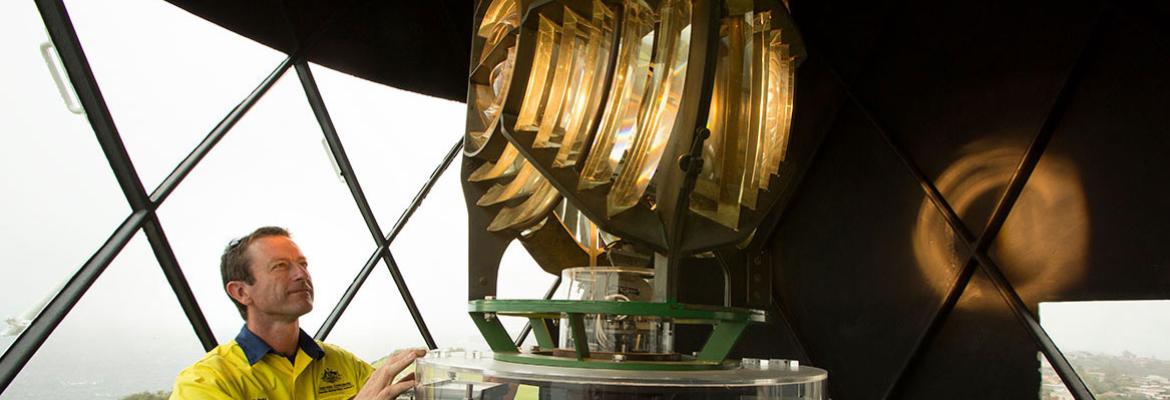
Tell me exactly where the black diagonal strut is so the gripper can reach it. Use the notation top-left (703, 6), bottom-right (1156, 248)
top-left (0, 211), bottom-right (147, 392)
top-left (514, 276), bottom-right (563, 347)
top-left (297, 61), bottom-right (452, 349)
top-left (1, 4), bottom-right (219, 395)
top-left (316, 138), bottom-right (463, 343)
top-left (150, 56), bottom-right (293, 205)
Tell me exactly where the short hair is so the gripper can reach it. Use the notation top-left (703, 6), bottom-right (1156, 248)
top-left (220, 226), bottom-right (291, 319)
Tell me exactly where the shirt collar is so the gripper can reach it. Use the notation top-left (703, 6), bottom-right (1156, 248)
top-left (235, 325), bottom-right (325, 365)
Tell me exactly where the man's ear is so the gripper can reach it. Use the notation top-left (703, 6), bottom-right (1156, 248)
top-left (226, 281), bottom-right (252, 307)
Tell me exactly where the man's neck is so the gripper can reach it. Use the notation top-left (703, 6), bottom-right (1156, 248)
top-left (246, 316), bottom-right (300, 357)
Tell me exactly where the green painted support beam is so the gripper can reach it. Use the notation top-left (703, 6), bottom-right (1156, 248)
top-left (469, 312), bottom-right (518, 353)
top-left (567, 314), bottom-right (590, 361)
top-left (470, 300), bottom-right (767, 323)
top-left (528, 317), bottom-right (556, 349)
top-left (697, 320), bottom-right (749, 362)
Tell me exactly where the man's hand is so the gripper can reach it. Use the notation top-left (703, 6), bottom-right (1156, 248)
top-left (355, 349), bottom-right (427, 400)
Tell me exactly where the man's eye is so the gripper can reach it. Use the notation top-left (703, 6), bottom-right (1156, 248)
top-left (272, 262), bottom-right (288, 270)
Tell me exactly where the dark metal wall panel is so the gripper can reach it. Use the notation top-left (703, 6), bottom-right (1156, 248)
top-left (789, 0), bottom-right (893, 82)
top-left (896, 272), bottom-right (1042, 399)
top-left (850, 1), bottom-right (1100, 237)
top-left (770, 102), bottom-right (967, 399)
top-left (299, 0), bottom-right (472, 102)
top-left (989, 9), bottom-right (1170, 305)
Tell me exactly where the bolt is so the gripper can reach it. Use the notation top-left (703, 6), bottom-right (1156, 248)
top-left (695, 127), bottom-right (711, 140)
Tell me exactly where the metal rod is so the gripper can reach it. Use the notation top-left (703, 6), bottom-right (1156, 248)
top-left (292, 60), bottom-right (439, 350)
top-left (295, 61), bottom-right (439, 349)
top-left (381, 250), bottom-right (437, 349)
top-left (0, 211), bottom-right (147, 392)
top-left (387, 138), bottom-right (464, 244)
top-left (712, 253), bottom-right (733, 308)
top-left (141, 215), bottom-right (217, 351)
top-left (514, 276), bottom-right (562, 347)
top-left (294, 62), bottom-right (388, 250)
top-left (149, 57), bottom-right (294, 205)
top-left (313, 135), bottom-right (463, 346)
top-left (315, 248), bottom-right (383, 341)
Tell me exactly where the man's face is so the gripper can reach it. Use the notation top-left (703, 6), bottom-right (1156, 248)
top-left (237, 236), bottom-right (314, 321)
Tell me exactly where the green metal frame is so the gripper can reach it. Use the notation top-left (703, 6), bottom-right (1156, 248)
top-left (468, 299), bottom-right (766, 370)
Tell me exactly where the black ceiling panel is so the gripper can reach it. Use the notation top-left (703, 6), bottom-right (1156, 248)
top-left (164, 0), bottom-right (473, 102)
top-left (849, 1), bottom-right (1099, 238)
top-left (788, 0), bottom-right (893, 83)
top-left (989, 9), bottom-right (1170, 305)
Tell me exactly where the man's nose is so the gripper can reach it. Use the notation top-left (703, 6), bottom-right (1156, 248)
top-left (291, 264), bottom-right (311, 282)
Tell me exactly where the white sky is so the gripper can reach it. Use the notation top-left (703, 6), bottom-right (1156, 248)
top-left (0, 0), bottom-right (555, 397)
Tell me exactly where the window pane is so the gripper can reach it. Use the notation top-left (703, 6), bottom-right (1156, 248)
top-left (389, 169), bottom-right (558, 350)
top-left (387, 170), bottom-right (479, 350)
top-left (1039, 300), bottom-right (1170, 399)
top-left (63, 0), bottom-right (286, 191)
top-left (327, 259), bottom-right (427, 361)
top-left (0, 1), bottom-right (129, 355)
top-left (154, 73), bottom-right (373, 342)
top-left (497, 240), bottom-right (559, 339)
top-left (0, 233), bottom-right (207, 399)
top-left (307, 62), bottom-right (466, 233)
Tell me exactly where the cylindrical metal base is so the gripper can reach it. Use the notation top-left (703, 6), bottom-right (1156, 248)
top-left (415, 349), bottom-right (827, 400)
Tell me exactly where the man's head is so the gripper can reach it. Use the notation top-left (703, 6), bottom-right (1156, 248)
top-left (220, 226), bottom-right (314, 321)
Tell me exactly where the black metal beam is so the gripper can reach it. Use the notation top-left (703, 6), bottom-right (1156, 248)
top-left (386, 138), bottom-right (465, 244)
top-left (315, 247), bottom-right (384, 341)
top-left (17, 0), bottom-right (220, 382)
top-left (294, 61), bottom-right (388, 249)
top-left (316, 138), bottom-right (462, 343)
top-left (0, 211), bottom-right (147, 392)
top-left (295, 60), bottom-right (434, 348)
top-left (38, 0), bottom-right (219, 350)
top-left (36, 0), bottom-right (147, 212)
top-left (149, 56), bottom-right (293, 205)
top-left (514, 276), bottom-right (562, 347)
top-left (298, 62), bottom-right (465, 349)
top-left (141, 215), bottom-right (216, 351)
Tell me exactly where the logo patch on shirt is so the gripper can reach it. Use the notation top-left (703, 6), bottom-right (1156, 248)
top-left (319, 368), bottom-right (354, 395)
top-left (322, 368), bottom-right (341, 383)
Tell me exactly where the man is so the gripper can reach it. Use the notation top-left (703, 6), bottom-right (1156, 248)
top-left (171, 226), bottom-right (423, 399)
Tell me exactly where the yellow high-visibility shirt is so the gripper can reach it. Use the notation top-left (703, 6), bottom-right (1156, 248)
top-left (170, 326), bottom-right (373, 400)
